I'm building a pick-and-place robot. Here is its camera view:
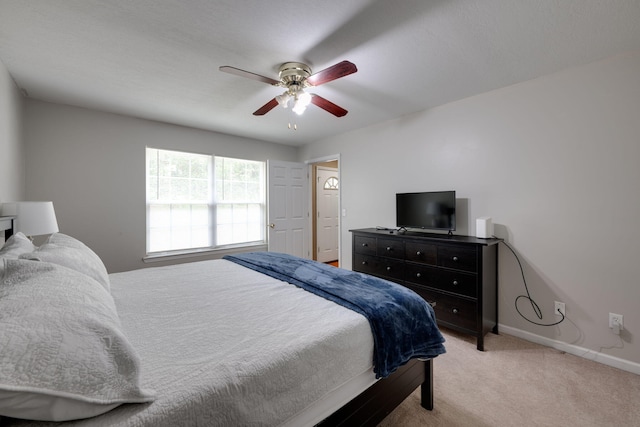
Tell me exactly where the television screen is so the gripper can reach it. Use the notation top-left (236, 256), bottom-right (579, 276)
top-left (396, 191), bottom-right (456, 231)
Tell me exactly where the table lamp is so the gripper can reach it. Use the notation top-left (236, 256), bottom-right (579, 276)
top-left (0, 201), bottom-right (59, 240)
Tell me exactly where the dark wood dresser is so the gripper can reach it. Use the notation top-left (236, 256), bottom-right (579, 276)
top-left (350, 228), bottom-right (501, 350)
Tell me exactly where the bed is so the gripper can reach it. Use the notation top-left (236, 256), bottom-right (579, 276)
top-left (0, 222), bottom-right (445, 426)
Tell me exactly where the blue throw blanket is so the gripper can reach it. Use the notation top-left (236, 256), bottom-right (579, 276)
top-left (223, 252), bottom-right (446, 378)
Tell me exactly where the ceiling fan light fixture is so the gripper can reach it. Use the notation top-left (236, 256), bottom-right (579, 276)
top-left (297, 91), bottom-right (312, 107)
top-left (275, 92), bottom-right (291, 108)
top-left (292, 102), bottom-right (306, 115)
top-left (292, 90), bottom-right (312, 115)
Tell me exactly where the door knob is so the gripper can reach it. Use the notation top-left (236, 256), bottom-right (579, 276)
top-left (268, 223), bottom-right (275, 229)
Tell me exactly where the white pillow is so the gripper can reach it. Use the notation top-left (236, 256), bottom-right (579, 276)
top-left (0, 259), bottom-right (155, 421)
top-left (0, 232), bottom-right (35, 258)
top-left (0, 232), bottom-right (36, 276)
top-left (20, 232), bottom-right (110, 292)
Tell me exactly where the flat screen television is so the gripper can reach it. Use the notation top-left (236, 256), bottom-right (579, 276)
top-left (396, 191), bottom-right (456, 232)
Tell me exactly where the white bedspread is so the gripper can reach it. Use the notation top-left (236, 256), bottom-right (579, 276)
top-left (10, 259), bottom-right (375, 426)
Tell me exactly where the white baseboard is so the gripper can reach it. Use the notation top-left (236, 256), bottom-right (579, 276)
top-left (499, 324), bottom-right (640, 376)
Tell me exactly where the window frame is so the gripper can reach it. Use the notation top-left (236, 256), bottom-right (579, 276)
top-left (145, 147), bottom-right (267, 260)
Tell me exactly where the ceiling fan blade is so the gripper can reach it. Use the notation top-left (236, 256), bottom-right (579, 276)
top-left (310, 94), bottom-right (348, 117)
top-left (307, 61), bottom-right (357, 86)
top-left (253, 98), bottom-right (279, 116)
top-left (219, 66), bottom-right (280, 86)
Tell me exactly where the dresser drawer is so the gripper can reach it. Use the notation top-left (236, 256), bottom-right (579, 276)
top-left (374, 257), bottom-right (404, 281)
top-left (354, 254), bottom-right (404, 282)
top-left (354, 236), bottom-right (376, 255)
top-left (405, 242), bottom-right (437, 265)
top-left (415, 288), bottom-right (477, 332)
top-left (405, 263), bottom-right (477, 298)
top-left (377, 238), bottom-right (405, 260)
top-left (438, 245), bottom-right (477, 272)
top-left (404, 263), bottom-right (439, 288)
top-left (434, 269), bottom-right (477, 298)
top-left (354, 253), bottom-right (378, 276)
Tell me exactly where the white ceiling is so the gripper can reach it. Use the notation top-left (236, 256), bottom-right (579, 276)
top-left (2, 0), bottom-right (640, 146)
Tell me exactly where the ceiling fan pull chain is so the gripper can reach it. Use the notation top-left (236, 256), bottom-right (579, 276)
top-left (288, 108), bottom-right (297, 130)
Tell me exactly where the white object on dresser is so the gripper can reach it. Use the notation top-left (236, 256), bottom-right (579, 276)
top-left (475, 216), bottom-right (493, 238)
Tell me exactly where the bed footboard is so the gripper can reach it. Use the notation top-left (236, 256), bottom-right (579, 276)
top-left (317, 358), bottom-right (433, 426)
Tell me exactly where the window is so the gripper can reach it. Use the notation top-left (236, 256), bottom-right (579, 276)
top-left (214, 156), bottom-right (265, 246)
top-left (323, 176), bottom-right (339, 190)
top-left (146, 148), bottom-right (265, 254)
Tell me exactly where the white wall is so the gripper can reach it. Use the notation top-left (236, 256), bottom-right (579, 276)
top-left (0, 58), bottom-right (25, 201)
top-left (24, 101), bottom-right (299, 272)
top-left (299, 50), bottom-right (640, 367)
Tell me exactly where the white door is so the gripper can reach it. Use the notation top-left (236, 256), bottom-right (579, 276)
top-left (267, 160), bottom-right (309, 258)
top-left (316, 167), bottom-right (339, 263)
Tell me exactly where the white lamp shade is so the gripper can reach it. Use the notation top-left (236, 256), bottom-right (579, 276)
top-left (1, 201), bottom-right (59, 236)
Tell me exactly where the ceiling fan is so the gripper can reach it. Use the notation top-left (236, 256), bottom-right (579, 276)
top-left (219, 60), bottom-right (357, 117)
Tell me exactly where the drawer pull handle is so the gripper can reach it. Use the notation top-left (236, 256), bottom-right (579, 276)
top-left (416, 273), bottom-right (421, 278)
top-left (386, 246), bottom-right (392, 251)
top-left (362, 243), bottom-right (368, 247)
top-left (452, 308), bottom-right (459, 314)
top-left (416, 251), bottom-right (421, 256)
top-left (452, 256), bottom-right (459, 262)
top-left (361, 261), bottom-right (368, 265)
top-left (386, 266), bottom-right (392, 271)
top-left (452, 280), bottom-right (458, 286)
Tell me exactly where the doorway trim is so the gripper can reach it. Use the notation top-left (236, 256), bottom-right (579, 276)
top-left (305, 154), bottom-right (341, 265)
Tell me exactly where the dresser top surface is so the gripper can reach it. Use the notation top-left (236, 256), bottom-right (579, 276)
top-left (350, 228), bottom-right (502, 246)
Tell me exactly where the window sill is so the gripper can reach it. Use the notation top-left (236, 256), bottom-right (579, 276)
top-left (143, 242), bottom-right (267, 264)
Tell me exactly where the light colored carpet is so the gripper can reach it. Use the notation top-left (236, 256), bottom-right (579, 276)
top-left (379, 328), bottom-right (640, 426)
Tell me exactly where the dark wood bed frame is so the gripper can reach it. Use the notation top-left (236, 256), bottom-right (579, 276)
top-left (0, 218), bottom-right (433, 426)
top-left (318, 358), bottom-right (433, 426)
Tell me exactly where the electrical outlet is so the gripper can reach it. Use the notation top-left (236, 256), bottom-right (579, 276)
top-left (554, 301), bottom-right (566, 317)
top-left (609, 313), bottom-right (623, 330)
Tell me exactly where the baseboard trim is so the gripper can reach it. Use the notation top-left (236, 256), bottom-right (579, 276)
top-left (499, 324), bottom-right (640, 376)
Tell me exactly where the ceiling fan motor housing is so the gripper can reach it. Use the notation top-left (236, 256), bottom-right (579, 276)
top-left (278, 62), bottom-right (312, 90)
